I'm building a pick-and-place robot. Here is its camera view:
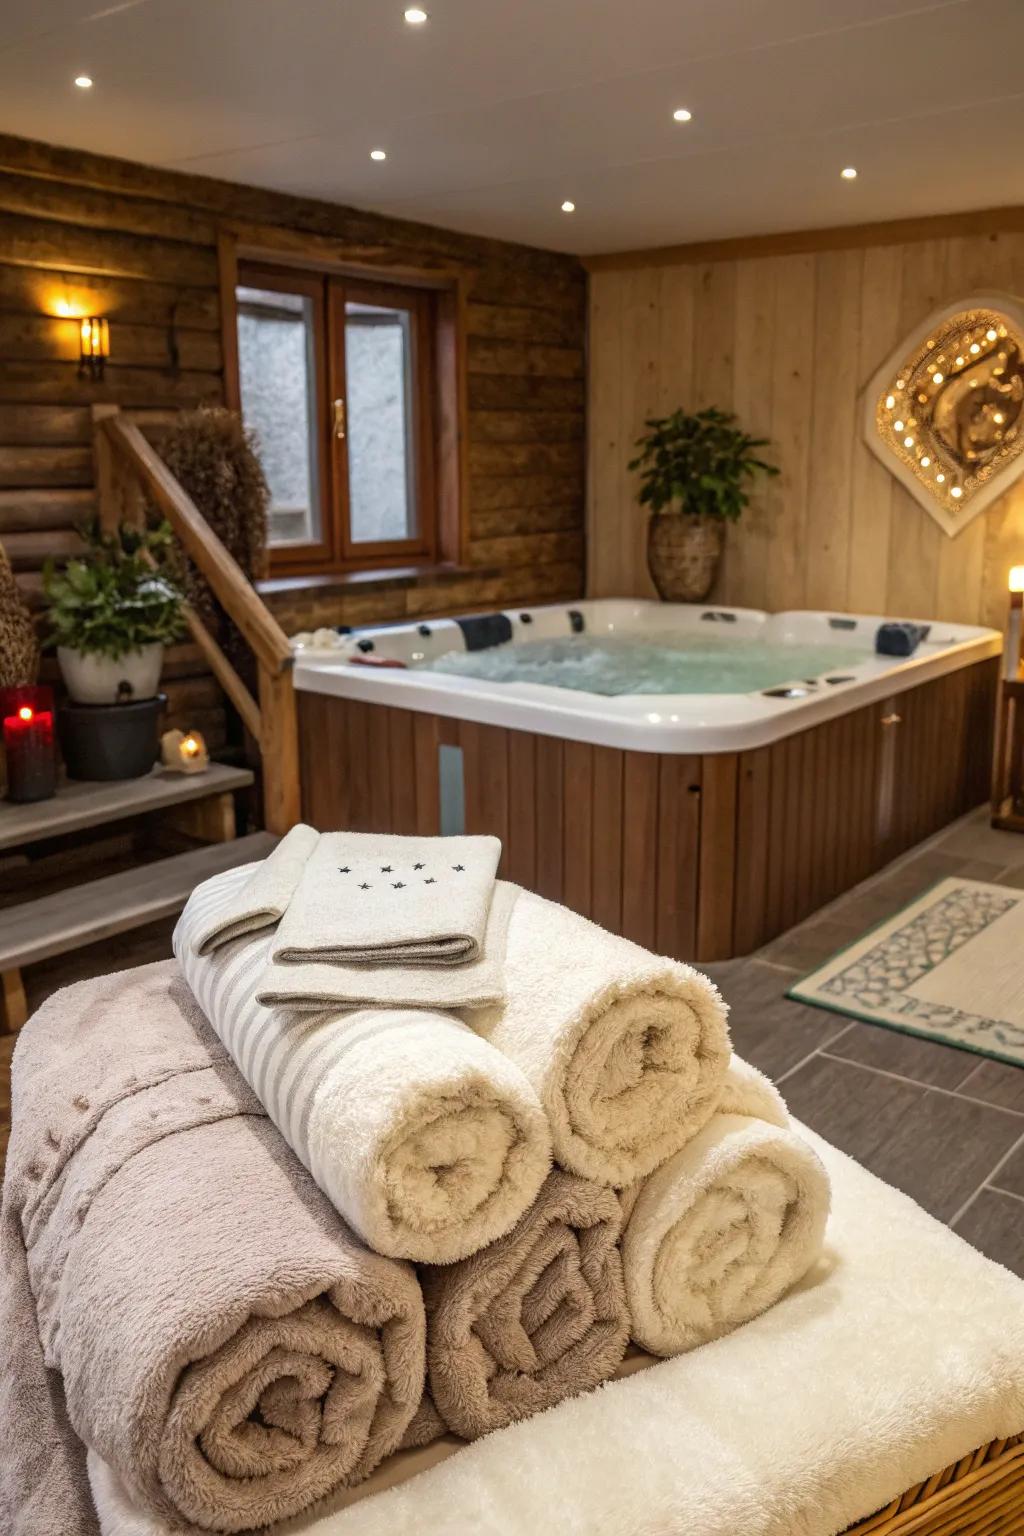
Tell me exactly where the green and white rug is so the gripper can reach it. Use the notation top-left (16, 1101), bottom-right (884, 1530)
top-left (788, 877), bottom-right (1024, 1068)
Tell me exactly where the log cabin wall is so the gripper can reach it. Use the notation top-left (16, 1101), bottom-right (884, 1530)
top-left (585, 212), bottom-right (1024, 630)
top-left (0, 132), bottom-right (586, 749)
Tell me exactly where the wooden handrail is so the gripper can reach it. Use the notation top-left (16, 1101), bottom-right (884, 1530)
top-left (90, 406), bottom-right (300, 835)
top-left (101, 414), bottom-right (293, 677)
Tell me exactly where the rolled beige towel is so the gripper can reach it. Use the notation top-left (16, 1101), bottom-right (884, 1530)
top-left (422, 1169), bottom-right (629, 1440)
top-left (175, 867), bottom-right (552, 1265)
top-left (5, 962), bottom-right (425, 1535)
top-left (468, 888), bottom-right (730, 1186)
top-left (621, 1059), bottom-right (830, 1357)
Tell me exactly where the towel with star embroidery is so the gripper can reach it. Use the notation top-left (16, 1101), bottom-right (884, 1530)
top-left (186, 821), bottom-right (321, 956)
top-left (271, 830), bottom-right (502, 968)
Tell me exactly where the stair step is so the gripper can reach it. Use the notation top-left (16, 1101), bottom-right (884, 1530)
top-left (0, 763), bottom-right (255, 853)
top-left (0, 831), bottom-right (277, 972)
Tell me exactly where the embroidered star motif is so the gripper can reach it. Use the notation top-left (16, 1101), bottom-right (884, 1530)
top-left (381, 865), bottom-right (393, 873)
top-left (453, 864), bottom-right (465, 872)
top-left (424, 877), bottom-right (436, 884)
top-left (338, 866), bottom-right (351, 874)
top-left (413, 862), bottom-right (425, 870)
top-left (393, 881), bottom-right (406, 889)
top-left (359, 882), bottom-right (371, 891)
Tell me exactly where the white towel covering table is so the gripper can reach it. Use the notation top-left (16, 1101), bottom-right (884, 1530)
top-left (90, 1127), bottom-right (1024, 1536)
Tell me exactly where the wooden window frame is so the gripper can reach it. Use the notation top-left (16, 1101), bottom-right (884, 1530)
top-left (221, 235), bottom-right (466, 581)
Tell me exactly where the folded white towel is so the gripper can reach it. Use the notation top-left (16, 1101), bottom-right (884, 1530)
top-left (620, 1059), bottom-right (830, 1357)
top-left (273, 831), bottom-right (502, 966)
top-left (174, 866), bottom-right (552, 1265)
top-left (257, 881), bottom-right (516, 1013)
top-left (468, 888), bottom-right (730, 1187)
top-left (187, 823), bottom-right (320, 954)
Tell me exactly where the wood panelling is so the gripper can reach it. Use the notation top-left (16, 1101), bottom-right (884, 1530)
top-left (588, 222), bottom-right (1024, 628)
top-left (0, 131), bottom-right (585, 777)
top-left (298, 658), bottom-right (997, 961)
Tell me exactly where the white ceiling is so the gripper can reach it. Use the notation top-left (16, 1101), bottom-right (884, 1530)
top-left (0, 0), bottom-right (1021, 255)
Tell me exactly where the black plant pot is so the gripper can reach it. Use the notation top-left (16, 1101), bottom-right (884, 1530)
top-left (57, 694), bottom-right (166, 782)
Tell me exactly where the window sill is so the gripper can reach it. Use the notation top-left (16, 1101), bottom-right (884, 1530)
top-left (257, 563), bottom-right (473, 600)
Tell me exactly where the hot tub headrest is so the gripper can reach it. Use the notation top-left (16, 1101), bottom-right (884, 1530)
top-left (876, 621), bottom-right (930, 658)
top-left (456, 613), bottom-right (514, 651)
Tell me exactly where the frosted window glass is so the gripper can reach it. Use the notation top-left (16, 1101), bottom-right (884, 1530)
top-left (345, 303), bottom-right (416, 543)
top-left (236, 286), bottom-right (321, 547)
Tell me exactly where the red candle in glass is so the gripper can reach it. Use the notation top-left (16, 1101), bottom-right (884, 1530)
top-left (2, 685), bottom-right (57, 803)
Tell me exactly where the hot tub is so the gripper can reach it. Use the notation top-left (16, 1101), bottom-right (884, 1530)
top-left (293, 599), bottom-right (1001, 961)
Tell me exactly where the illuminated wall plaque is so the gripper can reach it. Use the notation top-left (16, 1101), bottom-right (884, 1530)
top-left (863, 292), bottom-right (1024, 536)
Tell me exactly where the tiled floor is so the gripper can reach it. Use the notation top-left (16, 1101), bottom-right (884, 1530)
top-left (705, 805), bottom-right (1024, 1280)
top-left (3, 808), bottom-right (1024, 1280)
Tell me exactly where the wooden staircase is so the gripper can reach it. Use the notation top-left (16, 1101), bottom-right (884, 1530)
top-left (0, 407), bottom-right (302, 1033)
top-left (0, 765), bottom-right (276, 1031)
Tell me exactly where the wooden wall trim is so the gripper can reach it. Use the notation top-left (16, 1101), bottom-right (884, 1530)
top-left (584, 204), bottom-right (1024, 273)
top-left (216, 232), bottom-right (241, 416)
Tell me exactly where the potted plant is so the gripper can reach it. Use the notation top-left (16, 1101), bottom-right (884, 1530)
top-left (42, 521), bottom-right (185, 780)
top-left (629, 407), bottom-right (779, 602)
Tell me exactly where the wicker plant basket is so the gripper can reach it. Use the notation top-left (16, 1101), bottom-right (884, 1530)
top-left (646, 513), bottom-right (723, 602)
top-left (844, 1433), bottom-right (1024, 1535)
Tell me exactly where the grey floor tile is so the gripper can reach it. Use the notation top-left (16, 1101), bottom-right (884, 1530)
top-left (702, 960), bottom-right (849, 1081)
top-left (781, 1055), bottom-right (1023, 1221)
top-left (954, 1189), bottom-right (1024, 1278)
top-left (957, 1057), bottom-right (1024, 1115)
top-left (929, 817), bottom-right (1024, 865)
top-left (758, 917), bottom-right (864, 974)
top-left (823, 1024), bottom-right (981, 1092)
top-left (989, 1136), bottom-right (1024, 1200)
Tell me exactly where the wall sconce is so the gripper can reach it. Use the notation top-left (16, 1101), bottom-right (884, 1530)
top-left (78, 316), bottom-right (110, 380)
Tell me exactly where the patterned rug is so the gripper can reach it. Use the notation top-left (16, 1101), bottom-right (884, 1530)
top-left (788, 877), bottom-right (1024, 1068)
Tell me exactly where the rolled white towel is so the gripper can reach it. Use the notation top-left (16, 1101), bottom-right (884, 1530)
top-left (467, 888), bottom-right (730, 1186)
top-left (174, 866), bottom-right (552, 1265)
top-left (620, 1061), bottom-right (830, 1357)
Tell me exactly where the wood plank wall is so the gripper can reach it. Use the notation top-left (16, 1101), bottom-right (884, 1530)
top-left (0, 133), bottom-right (586, 745)
top-left (586, 221), bottom-right (1024, 631)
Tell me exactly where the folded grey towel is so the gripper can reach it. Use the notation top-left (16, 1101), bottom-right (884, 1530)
top-left (257, 881), bottom-right (516, 1012)
top-left (272, 831), bottom-right (502, 967)
top-left (187, 823), bottom-right (320, 955)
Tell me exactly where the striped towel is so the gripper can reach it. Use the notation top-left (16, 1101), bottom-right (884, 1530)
top-left (173, 866), bottom-right (551, 1264)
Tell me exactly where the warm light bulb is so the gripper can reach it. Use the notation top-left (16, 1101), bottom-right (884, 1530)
top-left (936, 472), bottom-right (945, 483)
top-left (404, 6), bottom-right (428, 21)
top-left (369, 148), bottom-right (387, 161)
top-left (932, 372), bottom-right (943, 384)
top-left (672, 107), bottom-right (692, 122)
top-left (994, 412), bottom-right (1005, 425)
top-left (896, 379), bottom-right (905, 389)
top-left (893, 419), bottom-right (904, 432)
top-left (921, 456), bottom-right (931, 467)
top-left (1010, 566), bottom-right (1024, 593)
top-left (950, 486), bottom-right (962, 498)
top-left (885, 394), bottom-right (896, 409)
top-left (970, 342), bottom-right (980, 354)
top-left (903, 436), bottom-right (914, 448)
top-left (987, 328), bottom-right (998, 341)
top-left (840, 166), bottom-right (857, 179)
top-left (17, 705), bottom-right (33, 722)
top-left (955, 355), bottom-right (964, 366)
top-left (74, 74), bottom-right (93, 89)
top-left (561, 200), bottom-right (575, 213)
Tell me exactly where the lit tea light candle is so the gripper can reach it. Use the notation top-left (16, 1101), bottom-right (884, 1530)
top-left (2, 686), bottom-right (57, 803)
top-left (161, 727), bottom-right (209, 774)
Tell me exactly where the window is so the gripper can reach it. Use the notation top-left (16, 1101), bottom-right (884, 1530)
top-left (235, 263), bottom-right (439, 574)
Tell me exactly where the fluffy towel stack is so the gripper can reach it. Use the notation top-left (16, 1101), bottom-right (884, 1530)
top-left (2, 833), bottom-right (831, 1536)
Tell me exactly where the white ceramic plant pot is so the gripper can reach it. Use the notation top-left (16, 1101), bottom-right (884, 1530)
top-left (57, 643), bottom-right (164, 705)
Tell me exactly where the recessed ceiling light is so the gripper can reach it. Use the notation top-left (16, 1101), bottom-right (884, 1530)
top-left (404, 6), bottom-right (428, 22)
top-left (672, 108), bottom-right (692, 122)
top-left (561, 200), bottom-right (575, 213)
top-left (840, 166), bottom-right (858, 180)
top-left (370, 148), bottom-right (387, 161)
top-left (74, 74), bottom-right (93, 89)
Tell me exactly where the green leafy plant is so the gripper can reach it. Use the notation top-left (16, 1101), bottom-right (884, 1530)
top-left (42, 520), bottom-right (185, 659)
top-left (629, 407), bottom-right (779, 522)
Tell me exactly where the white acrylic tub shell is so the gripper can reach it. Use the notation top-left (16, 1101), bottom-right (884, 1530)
top-left (291, 600), bottom-right (1002, 754)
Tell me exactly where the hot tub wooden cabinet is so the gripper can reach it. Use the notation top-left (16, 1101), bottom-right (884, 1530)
top-left (296, 608), bottom-right (998, 962)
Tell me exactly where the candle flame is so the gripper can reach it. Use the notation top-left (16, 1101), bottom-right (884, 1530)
top-left (17, 705), bottom-right (33, 722)
top-left (182, 735), bottom-right (199, 755)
